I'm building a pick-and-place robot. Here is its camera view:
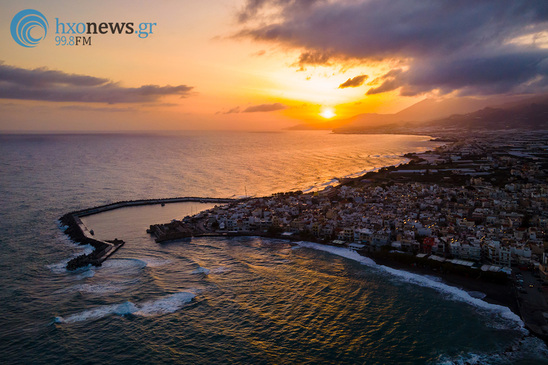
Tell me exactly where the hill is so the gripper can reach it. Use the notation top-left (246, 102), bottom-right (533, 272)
top-left (333, 96), bottom-right (548, 135)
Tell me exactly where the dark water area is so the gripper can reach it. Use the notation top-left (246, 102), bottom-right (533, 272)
top-left (0, 132), bottom-right (546, 364)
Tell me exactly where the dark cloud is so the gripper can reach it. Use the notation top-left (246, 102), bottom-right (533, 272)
top-left (0, 63), bottom-right (193, 103)
top-left (367, 51), bottom-right (548, 96)
top-left (0, 62), bottom-right (107, 87)
top-left (293, 51), bottom-right (332, 71)
top-left (237, 0), bottom-right (325, 23)
top-left (243, 102), bottom-right (287, 112)
top-left (338, 74), bottom-right (368, 88)
top-left (237, 0), bottom-right (548, 96)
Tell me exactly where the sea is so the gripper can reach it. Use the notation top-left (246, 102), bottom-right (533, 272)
top-left (0, 131), bottom-right (546, 365)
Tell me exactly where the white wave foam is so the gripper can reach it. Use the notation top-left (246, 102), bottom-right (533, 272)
top-left (101, 258), bottom-right (147, 272)
top-left (468, 291), bottom-right (487, 299)
top-left (57, 301), bottom-right (138, 323)
top-left (55, 291), bottom-right (195, 323)
top-left (436, 335), bottom-right (548, 365)
top-left (47, 243), bottom-right (95, 275)
top-left (436, 352), bottom-right (498, 365)
top-left (139, 258), bottom-right (172, 268)
top-left (297, 241), bottom-right (523, 329)
top-left (380, 265), bottom-right (523, 327)
top-left (136, 292), bottom-right (196, 317)
top-left (71, 283), bottom-right (124, 294)
top-left (297, 241), bottom-right (376, 266)
top-left (46, 261), bottom-right (71, 274)
top-left (74, 269), bottom-right (96, 279)
top-left (191, 266), bottom-right (210, 275)
top-left (47, 261), bottom-right (95, 278)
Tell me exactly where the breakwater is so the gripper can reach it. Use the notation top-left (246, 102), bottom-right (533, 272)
top-left (60, 197), bottom-right (239, 270)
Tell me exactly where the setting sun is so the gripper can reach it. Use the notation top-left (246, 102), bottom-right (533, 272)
top-left (320, 107), bottom-right (336, 119)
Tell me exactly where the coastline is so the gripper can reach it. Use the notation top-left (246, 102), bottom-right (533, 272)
top-left (59, 134), bottom-right (437, 267)
top-left (58, 135), bottom-right (548, 345)
top-left (366, 251), bottom-right (518, 315)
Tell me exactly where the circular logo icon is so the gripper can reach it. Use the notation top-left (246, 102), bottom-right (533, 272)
top-left (11, 9), bottom-right (49, 48)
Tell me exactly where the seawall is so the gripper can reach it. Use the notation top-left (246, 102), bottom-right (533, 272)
top-left (60, 196), bottom-right (239, 270)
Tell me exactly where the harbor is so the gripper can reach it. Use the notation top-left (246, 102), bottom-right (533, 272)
top-left (60, 197), bottom-right (238, 270)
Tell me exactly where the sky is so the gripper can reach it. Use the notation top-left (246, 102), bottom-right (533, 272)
top-left (1, 0), bottom-right (548, 131)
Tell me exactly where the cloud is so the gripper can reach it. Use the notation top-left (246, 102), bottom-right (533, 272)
top-left (222, 106), bottom-right (241, 114)
top-left (292, 51), bottom-right (332, 71)
top-left (338, 74), bottom-right (368, 88)
top-left (243, 102), bottom-right (287, 112)
top-left (237, 0), bottom-right (325, 23)
top-left (237, 0), bottom-right (548, 96)
top-left (0, 63), bottom-right (193, 103)
top-left (220, 102), bottom-right (287, 114)
top-left (59, 105), bottom-right (137, 113)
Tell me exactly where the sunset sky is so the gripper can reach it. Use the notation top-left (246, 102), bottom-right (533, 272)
top-left (2, 0), bottom-right (548, 131)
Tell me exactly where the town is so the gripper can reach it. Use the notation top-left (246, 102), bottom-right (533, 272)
top-left (150, 132), bottom-right (547, 277)
top-left (148, 130), bottom-right (548, 339)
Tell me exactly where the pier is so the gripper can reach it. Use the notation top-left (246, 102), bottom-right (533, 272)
top-left (60, 196), bottom-right (238, 270)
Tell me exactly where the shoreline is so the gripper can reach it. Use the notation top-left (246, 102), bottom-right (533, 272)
top-left (365, 250), bottom-right (518, 314)
top-left (58, 135), bottom-right (548, 345)
top-left (59, 135), bottom-right (437, 266)
top-left (60, 198), bottom-right (543, 344)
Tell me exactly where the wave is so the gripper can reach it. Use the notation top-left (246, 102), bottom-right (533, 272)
top-left (436, 335), bottom-right (548, 364)
top-left (100, 258), bottom-right (147, 273)
top-left (297, 241), bottom-right (376, 266)
top-left (55, 291), bottom-right (195, 323)
top-left (296, 241), bottom-right (523, 329)
top-left (49, 257), bottom-right (149, 278)
top-left (191, 266), bottom-right (210, 275)
top-left (47, 243), bottom-right (95, 274)
top-left (139, 257), bottom-right (172, 268)
top-left (136, 292), bottom-right (196, 316)
top-left (55, 301), bottom-right (138, 324)
top-left (56, 283), bottom-right (125, 295)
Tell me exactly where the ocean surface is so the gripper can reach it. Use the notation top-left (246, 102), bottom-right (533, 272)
top-left (0, 131), bottom-right (547, 364)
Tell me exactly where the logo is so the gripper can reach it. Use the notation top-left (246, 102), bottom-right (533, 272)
top-left (10, 9), bottom-right (156, 47)
top-left (11, 9), bottom-right (49, 48)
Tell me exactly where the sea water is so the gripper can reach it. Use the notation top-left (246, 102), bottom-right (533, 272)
top-left (0, 131), bottom-right (546, 364)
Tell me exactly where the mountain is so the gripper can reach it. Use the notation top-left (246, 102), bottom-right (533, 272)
top-left (333, 95), bottom-right (548, 134)
top-left (427, 99), bottom-right (548, 130)
top-left (334, 95), bottom-right (535, 132)
top-left (288, 95), bottom-right (531, 131)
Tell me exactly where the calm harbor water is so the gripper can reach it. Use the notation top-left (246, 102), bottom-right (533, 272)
top-left (0, 131), bottom-right (546, 364)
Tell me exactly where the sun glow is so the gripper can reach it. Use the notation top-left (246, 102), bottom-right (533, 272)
top-left (320, 107), bottom-right (336, 119)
